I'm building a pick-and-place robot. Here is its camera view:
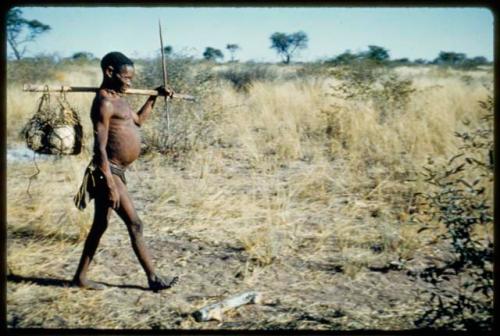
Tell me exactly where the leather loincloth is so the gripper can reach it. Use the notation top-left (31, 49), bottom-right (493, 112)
top-left (74, 161), bottom-right (126, 210)
top-left (109, 163), bottom-right (127, 185)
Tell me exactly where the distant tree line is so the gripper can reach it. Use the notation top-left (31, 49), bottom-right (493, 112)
top-left (6, 9), bottom-right (490, 69)
top-left (326, 46), bottom-right (491, 68)
top-left (201, 33), bottom-right (490, 68)
top-left (200, 31), bottom-right (308, 64)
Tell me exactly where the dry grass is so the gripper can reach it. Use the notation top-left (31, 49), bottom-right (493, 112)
top-left (6, 62), bottom-right (493, 330)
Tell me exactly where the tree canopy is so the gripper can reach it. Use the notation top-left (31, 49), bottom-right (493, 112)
top-left (226, 44), bottom-right (241, 62)
top-left (363, 45), bottom-right (390, 62)
top-left (433, 51), bottom-right (467, 65)
top-left (326, 45), bottom-right (390, 66)
top-left (7, 8), bottom-right (51, 60)
top-left (270, 31), bottom-right (308, 64)
top-left (203, 47), bottom-right (224, 62)
top-left (71, 52), bottom-right (95, 61)
top-left (163, 46), bottom-right (173, 56)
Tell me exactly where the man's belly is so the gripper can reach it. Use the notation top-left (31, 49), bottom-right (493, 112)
top-left (106, 124), bottom-right (141, 167)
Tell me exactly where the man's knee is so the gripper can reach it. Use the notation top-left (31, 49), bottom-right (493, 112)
top-left (128, 217), bottom-right (143, 235)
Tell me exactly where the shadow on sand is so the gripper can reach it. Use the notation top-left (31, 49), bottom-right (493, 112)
top-left (7, 273), bottom-right (149, 291)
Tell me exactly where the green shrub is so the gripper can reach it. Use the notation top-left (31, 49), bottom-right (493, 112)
top-left (133, 56), bottom-right (221, 157)
top-left (412, 95), bottom-right (493, 330)
top-left (330, 63), bottom-right (415, 122)
top-left (217, 63), bottom-right (278, 91)
top-left (133, 56), bottom-right (200, 94)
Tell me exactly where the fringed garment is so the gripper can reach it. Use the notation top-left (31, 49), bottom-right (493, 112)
top-left (74, 161), bottom-right (127, 210)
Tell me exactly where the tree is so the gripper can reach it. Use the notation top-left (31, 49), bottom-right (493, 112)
top-left (414, 58), bottom-right (428, 65)
top-left (163, 46), bottom-right (173, 56)
top-left (363, 45), bottom-right (390, 62)
top-left (71, 52), bottom-right (95, 61)
top-left (7, 8), bottom-right (51, 60)
top-left (226, 44), bottom-right (240, 62)
top-left (431, 52), bottom-right (490, 69)
top-left (270, 31), bottom-right (308, 64)
top-left (433, 51), bottom-right (466, 66)
top-left (326, 50), bottom-right (358, 65)
top-left (462, 56), bottom-right (489, 68)
top-left (203, 47), bottom-right (224, 62)
top-left (392, 58), bottom-right (410, 65)
top-left (469, 56), bottom-right (489, 65)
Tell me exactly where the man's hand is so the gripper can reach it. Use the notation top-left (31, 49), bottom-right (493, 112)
top-left (109, 187), bottom-right (120, 209)
top-left (155, 85), bottom-right (174, 98)
top-left (139, 86), bottom-right (172, 125)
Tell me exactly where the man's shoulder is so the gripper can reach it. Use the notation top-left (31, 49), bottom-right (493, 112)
top-left (97, 90), bottom-right (119, 104)
top-left (97, 88), bottom-right (117, 101)
top-left (92, 91), bottom-right (116, 117)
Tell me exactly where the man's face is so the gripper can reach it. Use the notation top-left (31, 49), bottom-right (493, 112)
top-left (113, 64), bottom-right (135, 93)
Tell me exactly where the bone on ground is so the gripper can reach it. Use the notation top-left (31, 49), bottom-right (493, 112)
top-left (192, 291), bottom-right (263, 322)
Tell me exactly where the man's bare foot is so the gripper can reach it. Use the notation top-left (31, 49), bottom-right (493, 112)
top-left (148, 274), bottom-right (178, 292)
top-left (73, 278), bottom-right (106, 290)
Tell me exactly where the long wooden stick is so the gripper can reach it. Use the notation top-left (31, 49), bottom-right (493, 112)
top-left (159, 20), bottom-right (171, 130)
top-left (159, 21), bottom-right (169, 92)
top-left (23, 84), bottom-right (196, 101)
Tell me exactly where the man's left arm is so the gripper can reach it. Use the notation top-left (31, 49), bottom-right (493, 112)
top-left (134, 86), bottom-right (173, 126)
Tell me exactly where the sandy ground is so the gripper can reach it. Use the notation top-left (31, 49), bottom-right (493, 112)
top-left (6, 150), bottom-right (460, 330)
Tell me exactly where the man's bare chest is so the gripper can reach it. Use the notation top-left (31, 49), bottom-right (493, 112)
top-left (111, 100), bottom-right (134, 122)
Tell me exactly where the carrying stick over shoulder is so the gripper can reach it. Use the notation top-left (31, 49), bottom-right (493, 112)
top-left (23, 84), bottom-right (196, 101)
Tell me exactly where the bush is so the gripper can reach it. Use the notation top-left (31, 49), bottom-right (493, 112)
top-left (294, 62), bottom-right (331, 78)
top-left (133, 56), bottom-right (200, 94)
top-left (132, 56), bottom-right (222, 157)
top-left (7, 55), bottom-right (61, 83)
top-left (329, 62), bottom-right (415, 122)
top-left (412, 95), bottom-right (493, 330)
top-left (217, 63), bottom-right (278, 92)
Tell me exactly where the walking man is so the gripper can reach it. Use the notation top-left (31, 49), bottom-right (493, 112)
top-left (73, 51), bottom-right (178, 291)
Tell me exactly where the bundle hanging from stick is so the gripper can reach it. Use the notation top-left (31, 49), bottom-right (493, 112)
top-left (23, 87), bottom-right (83, 155)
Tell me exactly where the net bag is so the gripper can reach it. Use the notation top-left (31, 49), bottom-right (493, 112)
top-left (23, 89), bottom-right (83, 155)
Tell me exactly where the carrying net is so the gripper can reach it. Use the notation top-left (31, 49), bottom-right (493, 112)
top-left (23, 89), bottom-right (83, 155)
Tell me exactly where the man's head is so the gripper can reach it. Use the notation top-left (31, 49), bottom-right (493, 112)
top-left (100, 52), bottom-right (135, 93)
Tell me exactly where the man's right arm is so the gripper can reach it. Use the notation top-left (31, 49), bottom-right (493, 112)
top-left (93, 97), bottom-right (120, 209)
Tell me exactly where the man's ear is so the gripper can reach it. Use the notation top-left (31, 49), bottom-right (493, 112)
top-left (105, 66), bottom-right (114, 79)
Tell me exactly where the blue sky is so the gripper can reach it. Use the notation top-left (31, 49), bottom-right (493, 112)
top-left (8, 6), bottom-right (494, 62)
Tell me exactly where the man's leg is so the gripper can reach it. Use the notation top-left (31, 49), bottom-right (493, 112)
top-left (113, 175), bottom-right (177, 291)
top-left (73, 192), bottom-right (111, 289)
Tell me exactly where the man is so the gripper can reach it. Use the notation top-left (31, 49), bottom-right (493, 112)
top-left (73, 51), bottom-right (177, 291)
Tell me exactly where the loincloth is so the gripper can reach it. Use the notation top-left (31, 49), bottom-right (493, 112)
top-left (109, 163), bottom-right (127, 185)
top-left (74, 161), bottom-right (127, 210)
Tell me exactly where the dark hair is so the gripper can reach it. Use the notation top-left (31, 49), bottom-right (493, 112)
top-left (100, 52), bottom-right (134, 72)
